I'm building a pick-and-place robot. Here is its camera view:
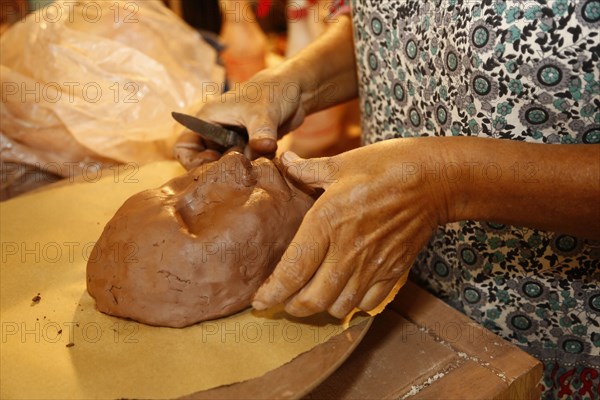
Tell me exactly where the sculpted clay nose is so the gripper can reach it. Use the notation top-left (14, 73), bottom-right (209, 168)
top-left (220, 151), bottom-right (258, 187)
top-left (176, 189), bottom-right (204, 231)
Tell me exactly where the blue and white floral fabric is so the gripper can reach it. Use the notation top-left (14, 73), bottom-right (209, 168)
top-left (345, 0), bottom-right (600, 397)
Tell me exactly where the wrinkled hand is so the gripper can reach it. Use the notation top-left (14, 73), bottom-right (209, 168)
top-left (252, 139), bottom-right (451, 318)
top-left (173, 71), bottom-right (307, 169)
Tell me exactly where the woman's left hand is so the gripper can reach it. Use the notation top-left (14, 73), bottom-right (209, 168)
top-left (252, 136), bottom-right (600, 318)
top-left (252, 139), bottom-right (452, 318)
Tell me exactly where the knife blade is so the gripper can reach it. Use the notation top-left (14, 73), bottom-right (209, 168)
top-left (172, 112), bottom-right (248, 149)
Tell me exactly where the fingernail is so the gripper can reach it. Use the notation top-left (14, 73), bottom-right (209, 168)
top-left (252, 300), bottom-right (268, 310)
top-left (284, 302), bottom-right (303, 317)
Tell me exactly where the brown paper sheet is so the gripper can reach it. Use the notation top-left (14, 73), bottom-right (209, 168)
top-left (0, 161), bottom-right (367, 399)
top-left (343, 270), bottom-right (409, 326)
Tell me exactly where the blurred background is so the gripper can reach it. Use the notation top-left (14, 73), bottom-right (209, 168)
top-left (0, 0), bottom-right (359, 200)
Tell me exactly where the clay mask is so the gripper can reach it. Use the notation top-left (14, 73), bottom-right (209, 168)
top-left (87, 153), bottom-right (314, 328)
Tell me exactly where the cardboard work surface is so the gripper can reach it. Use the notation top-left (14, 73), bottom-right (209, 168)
top-left (0, 161), bottom-right (368, 399)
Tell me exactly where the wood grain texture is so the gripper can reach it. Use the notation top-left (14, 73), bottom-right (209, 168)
top-left (305, 311), bottom-right (459, 400)
top-left (308, 281), bottom-right (542, 399)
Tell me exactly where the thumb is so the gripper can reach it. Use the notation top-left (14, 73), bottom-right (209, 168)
top-left (281, 151), bottom-right (337, 189)
top-left (246, 115), bottom-right (279, 154)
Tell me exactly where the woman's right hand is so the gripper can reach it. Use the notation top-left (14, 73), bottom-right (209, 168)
top-left (173, 69), bottom-right (307, 169)
top-left (174, 15), bottom-right (358, 169)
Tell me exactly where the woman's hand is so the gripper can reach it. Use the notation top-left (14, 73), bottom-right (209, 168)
top-left (173, 70), bottom-right (307, 170)
top-left (174, 15), bottom-right (358, 169)
top-left (252, 139), bottom-right (452, 318)
top-left (252, 137), bottom-right (600, 319)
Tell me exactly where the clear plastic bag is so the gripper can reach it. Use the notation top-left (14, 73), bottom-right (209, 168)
top-left (0, 0), bottom-right (224, 199)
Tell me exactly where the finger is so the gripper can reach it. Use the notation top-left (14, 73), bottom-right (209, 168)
top-left (229, 145), bottom-right (274, 162)
top-left (284, 252), bottom-right (352, 317)
top-left (174, 132), bottom-right (206, 170)
top-left (195, 100), bottom-right (243, 126)
top-left (326, 274), bottom-right (365, 319)
top-left (173, 131), bottom-right (204, 152)
top-left (245, 145), bottom-right (275, 161)
top-left (357, 279), bottom-right (399, 312)
top-left (197, 95), bottom-right (280, 155)
top-left (246, 115), bottom-right (278, 154)
top-left (252, 209), bottom-right (330, 310)
top-left (186, 149), bottom-right (221, 169)
top-left (280, 152), bottom-right (334, 190)
top-left (224, 146), bottom-right (244, 156)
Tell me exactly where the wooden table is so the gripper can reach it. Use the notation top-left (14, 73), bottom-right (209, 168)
top-left (307, 281), bottom-right (543, 399)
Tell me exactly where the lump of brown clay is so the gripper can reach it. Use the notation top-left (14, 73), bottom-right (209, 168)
top-left (86, 153), bottom-right (314, 328)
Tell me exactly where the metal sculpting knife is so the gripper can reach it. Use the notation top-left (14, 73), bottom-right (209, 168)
top-left (171, 112), bottom-right (248, 149)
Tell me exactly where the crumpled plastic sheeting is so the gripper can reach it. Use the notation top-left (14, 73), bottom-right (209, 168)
top-left (0, 0), bottom-right (224, 199)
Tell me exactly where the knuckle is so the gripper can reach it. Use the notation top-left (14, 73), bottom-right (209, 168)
top-left (309, 203), bottom-right (338, 234)
top-left (277, 264), bottom-right (306, 289)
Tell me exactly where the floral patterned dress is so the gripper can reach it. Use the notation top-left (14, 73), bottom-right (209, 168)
top-left (343, 0), bottom-right (600, 397)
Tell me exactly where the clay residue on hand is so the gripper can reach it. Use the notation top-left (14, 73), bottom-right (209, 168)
top-left (86, 153), bottom-right (314, 328)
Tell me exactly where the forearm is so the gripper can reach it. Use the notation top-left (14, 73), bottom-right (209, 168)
top-left (274, 15), bottom-right (358, 114)
top-left (440, 137), bottom-right (600, 239)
